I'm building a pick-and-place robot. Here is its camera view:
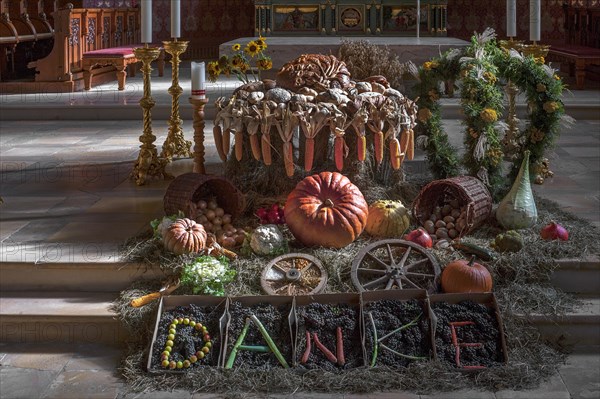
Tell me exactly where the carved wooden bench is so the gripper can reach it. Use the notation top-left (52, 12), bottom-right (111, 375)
top-left (82, 45), bottom-right (165, 91)
top-left (547, 45), bottom-right (600, 90)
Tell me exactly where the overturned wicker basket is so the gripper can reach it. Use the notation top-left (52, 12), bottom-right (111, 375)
top-left (412, 176), bottom-right (492, 237)
top-left (164, 173), bottom-right (246, 219)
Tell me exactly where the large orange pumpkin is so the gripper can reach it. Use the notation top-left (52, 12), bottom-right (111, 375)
top-left (284, 172), bottom-right (368, 248)
top-left (441, 256), bottom-right (493, 293)
top-left (163, 218), bottom-right (207, 255)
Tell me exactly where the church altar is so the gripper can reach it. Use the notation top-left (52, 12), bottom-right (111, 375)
top-left (219, 36), bottom-right (469, 75)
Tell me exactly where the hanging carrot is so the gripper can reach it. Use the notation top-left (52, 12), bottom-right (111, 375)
top-left (399, 129), bottom-right (410, 163)
top-left (249, 134), bottom-right (261, 161)
top-left (283, 142), bottom-right (294, 177)
top-left (334, 136), bottom-right (345, 172)
top-left (357, 135), bottom-right (366, 162)
top-left (213, 125), bottom-right (227, 162)
top-left (222, 128), bottom-right (231, 158)
top-left (374, 131), bottom-right (384, 165)
top-left (234, 130), bottom-right (243, 161)
top-left (261, 133), bottom-right (272, 165)
top-left (304, 137), bottom-right (315, 171)
top-left (406, 128), bottom-right (414, 160)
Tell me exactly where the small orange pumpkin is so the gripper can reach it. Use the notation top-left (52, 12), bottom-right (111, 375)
top-left (163, 218), bottom-right (207, 255)
top-left (441, 256), bottom-right (493, 293)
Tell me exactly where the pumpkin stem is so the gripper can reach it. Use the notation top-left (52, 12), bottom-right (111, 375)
top-left (324, 199), bottom-right (334, 208)
top-left (468, 255), bottom-right (477, 267)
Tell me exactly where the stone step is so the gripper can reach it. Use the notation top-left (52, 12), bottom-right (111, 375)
top-left (0, 261), bottom-right (167, 292)
top-left (0, 291), bottom-right (127, 346)
top-left (1, 256), bottom-right (597, 294)
top-left (2, 100), bottom-right (598, 121)
top-left (553, 257), bottom-right (600, 295)
top-left (524, 297), bottom-right (600, 346)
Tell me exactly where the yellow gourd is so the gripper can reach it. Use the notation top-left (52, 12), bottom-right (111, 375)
top-left (365, 200), bottom-right (411, 238)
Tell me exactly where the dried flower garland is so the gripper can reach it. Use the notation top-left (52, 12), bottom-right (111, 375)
top-left (459, 30), bottom-right (505, 195)
top-left (414, 28), bottom-right (569, 195)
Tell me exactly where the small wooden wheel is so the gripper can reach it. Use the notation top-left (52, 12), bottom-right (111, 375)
top-left (260, 253), bottom-right (328, 296)
top-left (351, 239), bottom-right (440, 293)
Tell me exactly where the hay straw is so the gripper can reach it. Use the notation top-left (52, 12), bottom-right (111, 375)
top-left (112, 186), bottom-right (599, 395)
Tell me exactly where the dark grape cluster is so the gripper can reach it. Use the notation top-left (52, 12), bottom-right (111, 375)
top-left (296, 303), bottom-right (361, 371)
top-left (432, 301), bottom-right (504, 368)
top-left (226, 301), bottom-right (293, 370)
top-left (364, 299), bottom-right (432, 368)
top-left (150, 304), bottom-right (223, 370)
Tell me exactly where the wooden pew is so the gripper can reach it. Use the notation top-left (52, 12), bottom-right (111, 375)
top-left (549, 1), bottom-right (600, 89)
top-left (82, 45), bottom-right (165, 90)
top-left (547, 45), bottom-right (600, 90)
top-left (26, 4), bottom-right (141, 92)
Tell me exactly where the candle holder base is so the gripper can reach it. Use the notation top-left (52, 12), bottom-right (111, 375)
top-left (499, 38), bottom-right (524, 52)
top-left (521, 43), bottom-right (550, 59)
top-left (161, 39), bottom-right (192, 161)
top-left (189, 97), bottom-right (209, 174)
top-left (131, 45), bottom-right (171, 186)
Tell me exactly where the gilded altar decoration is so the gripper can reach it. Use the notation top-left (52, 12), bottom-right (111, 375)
top-left (207, 37), bottom-right (272, 84)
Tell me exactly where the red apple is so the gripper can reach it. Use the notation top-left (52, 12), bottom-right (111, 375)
top-left (404, 228), bottom-right (433, 248)
top-left (540, 221), bottom-right (568, 241)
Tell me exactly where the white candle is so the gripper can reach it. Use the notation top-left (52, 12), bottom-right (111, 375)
top-left (416, 0), bottom-right (420, 39)
top-left (507, 0), bottom-right (516, 37)
top-left (140, 0), bottom-right (152, 44)
top-left (191, 61), bottom-right (206, 99)
top-left (530, 0), bottom-right (541, 42)
top-left (171, 0), bottom-right (180, 39)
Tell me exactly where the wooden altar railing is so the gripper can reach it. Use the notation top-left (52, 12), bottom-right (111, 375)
top-left (25, 4), bottom-right (140, 91)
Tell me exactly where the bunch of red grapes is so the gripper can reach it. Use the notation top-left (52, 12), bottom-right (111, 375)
top-left (255, 203), bottom-right (286, 225)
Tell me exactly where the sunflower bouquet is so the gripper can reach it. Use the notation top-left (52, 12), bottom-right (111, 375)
top-left (207, 37), bottom-right (273, 84)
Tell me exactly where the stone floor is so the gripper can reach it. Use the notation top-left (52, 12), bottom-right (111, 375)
top-left (0, 68), bottom-right (599, 397)
top-left (0, 342), bottom-right (598, 398)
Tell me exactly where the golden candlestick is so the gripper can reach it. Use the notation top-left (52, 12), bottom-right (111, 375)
top-left (131, 45), bottom-right (169, 186)
top-left (161, 39), bottom-right (192, 161)
top-left (189, 96), bottom-right (209, 174)
top-left (521, 42), bottom-right (550, 59)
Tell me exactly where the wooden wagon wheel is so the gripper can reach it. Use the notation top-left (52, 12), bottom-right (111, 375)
top-left (260, 253), bottom-right (328, 296)
top-left (351, 239), bottom-right (440, 293)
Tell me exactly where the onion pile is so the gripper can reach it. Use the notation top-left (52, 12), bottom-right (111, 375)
top-left (189, 199), bottom-right (247, 248)
top-left (422, 199), bottom-right (467, 241)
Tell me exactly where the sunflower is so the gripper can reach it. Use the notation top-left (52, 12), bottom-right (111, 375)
top-left (231, 43), bottom-right (241, 52)
top-left (257, 57), bottom-right (273, 71)
top-left (207, 61), bottom-right (221, 82)
top-left (255, 36), bottom-right (267, 51)
top-left (230, 54), bottom-right (244, 68)
top-left (244, 41), bottom-right (261, 57)
top-left (217, 55), bottom-right (229, 69)
top-left (238, 62), bottom-right (250, 73)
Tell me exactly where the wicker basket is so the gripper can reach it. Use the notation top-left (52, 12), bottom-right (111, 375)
top-left (412, 176), bottom-right (492, 237)
top-left (164, 173), bottom-right (246, 219)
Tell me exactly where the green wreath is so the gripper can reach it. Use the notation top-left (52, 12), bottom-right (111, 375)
top-left (413, 29), bottom-right (569, 198)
